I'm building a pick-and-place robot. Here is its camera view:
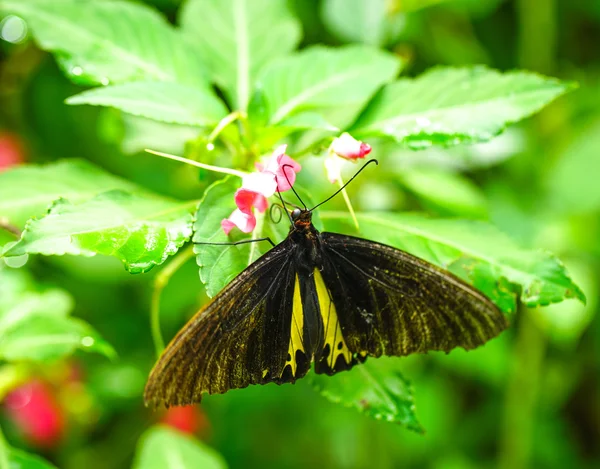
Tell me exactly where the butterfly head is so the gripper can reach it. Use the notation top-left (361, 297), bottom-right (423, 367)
top-left (291, 208), bottom-right (313, 229)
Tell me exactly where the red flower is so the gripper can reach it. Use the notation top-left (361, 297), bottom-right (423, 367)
top-left (0, 133), bottom-right (25, 171)
top-left (4, 380), bottom-right (65, 449)
top-left (161, 405), bottom-right (208, 435)
top-left (222, 145), bottom-right (301, 234)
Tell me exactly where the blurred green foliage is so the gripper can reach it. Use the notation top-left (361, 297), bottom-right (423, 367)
top-left (0, 0), bottom-right (599, 469)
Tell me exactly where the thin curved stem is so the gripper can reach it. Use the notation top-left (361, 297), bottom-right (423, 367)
top-left (150, 245), bottom-right (196, 358)
top-left (145, 149), bottom-right (246, 178)
top-left (207, 111), bottom-right (244, 145)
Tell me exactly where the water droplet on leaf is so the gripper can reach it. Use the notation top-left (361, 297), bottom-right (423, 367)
top-left (81, 336), bottom-right (95, 347)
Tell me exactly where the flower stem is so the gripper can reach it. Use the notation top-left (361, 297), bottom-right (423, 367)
top-left (337, 176), bottom-right (360, 231)
top-left (0, 425), bottom-right (9, 469)
top-left (145, 149), bottom-right (246, 178)
top-left (150, 245), bottom-right (196, 358)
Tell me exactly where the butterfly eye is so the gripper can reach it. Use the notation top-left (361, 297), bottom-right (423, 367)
top-left (291, 208), bottom-right (302, 220)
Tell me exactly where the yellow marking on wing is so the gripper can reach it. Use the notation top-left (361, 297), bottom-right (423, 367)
top-left (314, 269), bottom-right (353, 369)
top-left (282, 275), bottom-right (305, 377)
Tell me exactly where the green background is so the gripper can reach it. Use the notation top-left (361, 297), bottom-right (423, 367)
top-left (1, 1), bottom-right (599, 468)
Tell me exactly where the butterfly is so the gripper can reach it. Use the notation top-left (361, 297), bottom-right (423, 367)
top-left (144, 161), bottom-right (508, 408)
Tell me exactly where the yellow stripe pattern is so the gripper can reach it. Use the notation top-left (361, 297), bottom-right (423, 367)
top-left (282, 275), bottom-right (305, 376)
top-left (314, 269), bottom-right (353, 369)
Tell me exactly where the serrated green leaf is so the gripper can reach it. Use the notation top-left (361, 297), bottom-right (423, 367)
top-left (1, 0), bottom-right (207, 87)
top-left (133, 426), bottom-right (227, 469)
top-left (192, 178), bottom-right (289, 297)
top-left (8, 448), bottom-right (59, 469)
top-left (399, 168), bottom-right (488, 218)
top-left (3, 191), bottom-right (195, 273)
top-left (352, 66), bottom-right (573, 148)
top-left (180, 0), bottom-right (301, 111)
top-left (0, 159), bottom-right (142, 228)
top-left (320, 211), bottom-right (586, 310)
top-left (0, 267), bottom-right (115, 362)
top-left (67, 81), bottom-right (228, 127)
top-left (310, 358), bottom-right (423, 432)
top-left (259, 45), bottom-right (401, 127)
top-left (530, 259), bottom-right (597, 347)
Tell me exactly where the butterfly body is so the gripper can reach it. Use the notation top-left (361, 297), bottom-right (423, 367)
top-left (145, 209), bottom-right (507, 408)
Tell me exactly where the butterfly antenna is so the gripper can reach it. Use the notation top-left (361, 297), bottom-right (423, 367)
top-left (309, 159), bottom-right (378, 212)
top-left (281, 164), bottom-right (307, 210)
top-left (276, 190), bottom-right (294, 225)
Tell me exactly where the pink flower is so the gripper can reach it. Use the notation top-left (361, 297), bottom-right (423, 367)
top-left (4, 379), bottom-right (65, 449)
top-left (222, 145), bottom-right (301, 234)
top-left (235, 188), bottom-right (268, 214)
top-left (221, 209), bottom-right (255, 234)
top-left (330, 133), bottom-right (371, 160)
top-left (255, 145), bottom-right (302, 191)
top-left (221, 188), bottom-right (269, 235)
top-left (325, 133), bottom-right (372, 183)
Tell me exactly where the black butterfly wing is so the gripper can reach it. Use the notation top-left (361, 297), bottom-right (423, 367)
top-left (144, 240), bottom-right (310, 407)
top-left (315, 232), bottom-right (508, 372)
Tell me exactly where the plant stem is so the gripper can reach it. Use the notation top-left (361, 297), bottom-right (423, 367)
top-left (499, 308), bottom-right (546, 469)
top-left (337, 177), bottom-right (360, 230)
top-left (516, 0), bottom-right (556, 73)
top-left (150, 245), bottom-right (196, 358)
top-left (145, 149), bottom-right (246, 178)
top-left (207, 111), bottom-right (244, 146)
top-left (0, 425), bottom-right (9, 469)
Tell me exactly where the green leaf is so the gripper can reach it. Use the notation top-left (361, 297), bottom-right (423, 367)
top-left (8, 448), bottom-right (59, 469)
top-left (545, 118), bottom-right (600, 214)
top-left (310, 357), bottom-right (423, 432)
top-left (398, 168), bottom-right (488, 218)
top-left (320, 0), bottom-right (407, 46)
top-left (1, 0), bottom-right (207, 86)
top-left (0, 315), bottom-right (116, 362)
top-left (180, 0), bottom-right (301, 111)
top-left (3, 191), bottom-right (195, 274)
top-left (0, 159), bottom-right (142, 228)
top-left (117, 115), bottom-right (201, 156)
top-left (133, 426), bottom-right (227, 469)
top-left (352, 66), bottom-right (573, 149)
top-left (0, 267), bottom-right (115, 362)
top-left (320, 211), bottom-right (586, 311)
top-left (193, 178), bottom-right (289, 297)
top-left (259, 45), bottom-right (401, 127)
top-left (67, 81), bottom-right (228, 127)
top-left (276, 112), bottom-right (339, 132)
top-left (530, 259), bottom-right (597, 347)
